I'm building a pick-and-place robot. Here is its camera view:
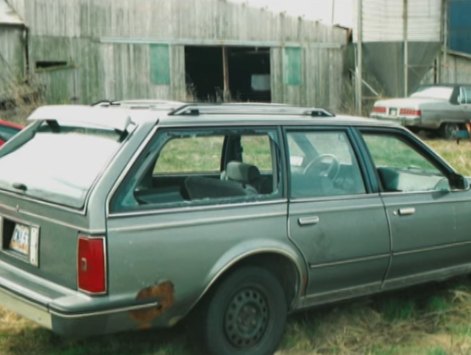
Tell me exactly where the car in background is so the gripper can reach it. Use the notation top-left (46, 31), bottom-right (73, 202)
top-left (0, 119), bottom-right (23, 147)
top-left (370, 84), bottom-right (471, 138)
top-left (0, 102), bottom-right (471, 354)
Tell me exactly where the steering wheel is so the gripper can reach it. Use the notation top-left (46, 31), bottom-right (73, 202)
top-left (303, 154), bottom-right (340, 180)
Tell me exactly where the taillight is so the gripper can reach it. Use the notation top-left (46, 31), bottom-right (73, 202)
top-left (77, 235), bottom-right (107, 294)
top-left (372, 106), bottom-right (387, 114)
top-left (399, 108), bottom-right (421, 116)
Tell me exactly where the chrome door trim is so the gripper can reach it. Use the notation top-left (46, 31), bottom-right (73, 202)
top-left (108, 199), bottom-right (287, 219)
top-left (309, 253), bottom-right (390, 269)
top-left (393, 240), bottom-right (471, 256)
top-left (107, 210), bottom-right (286, 233)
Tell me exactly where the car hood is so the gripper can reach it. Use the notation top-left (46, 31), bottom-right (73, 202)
top-left (374, 97), bottom-right (444, 107)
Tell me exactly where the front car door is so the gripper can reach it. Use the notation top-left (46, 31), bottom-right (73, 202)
top-left (286, 128), bottom-right (390, 306)
top-left (360, 128), bottom-right (471, 288)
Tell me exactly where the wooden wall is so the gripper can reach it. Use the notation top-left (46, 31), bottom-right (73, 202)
top-left (6, 0), bottom-right (348, 110)
top-left (0, 25), bottom-right (25, 100)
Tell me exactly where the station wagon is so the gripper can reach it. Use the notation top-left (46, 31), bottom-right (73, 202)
top-left (0, 101), bottom-right (470, 354)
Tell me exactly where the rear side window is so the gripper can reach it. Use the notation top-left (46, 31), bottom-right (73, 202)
top-left (111, 127), bottom-right (281, 212)
top-left (459, 86), bottom-right (471, 104)
top-left (0, 123), bottom-right (123, 208)
top-left (155, 136), bottom-right (224, 174)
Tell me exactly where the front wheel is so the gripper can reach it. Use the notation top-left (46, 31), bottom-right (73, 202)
top-left (195, 266), bottom-right (287, 355)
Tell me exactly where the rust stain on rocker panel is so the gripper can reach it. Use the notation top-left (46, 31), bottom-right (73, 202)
top-left (129, 280), bottom-right (175, 328)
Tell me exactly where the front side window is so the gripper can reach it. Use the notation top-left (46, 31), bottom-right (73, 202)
top-left (363, 133), bottom-right (447, 192)
top-left (287, 130), bottom-right (366, 198)
top-left (111, 127), bottom-right (281, 212)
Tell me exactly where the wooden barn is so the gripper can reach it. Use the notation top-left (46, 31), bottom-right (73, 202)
top-left (0, 0), bottom-right (26, 103)
top-left (2, 0), bottom-right (349, 110)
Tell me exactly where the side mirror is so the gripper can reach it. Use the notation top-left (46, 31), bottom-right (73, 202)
top-left (449, 173), bottom-right (470, 190)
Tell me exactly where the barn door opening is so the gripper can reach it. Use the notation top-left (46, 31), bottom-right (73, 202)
top-left (185, 46), bottom-right (271, 102)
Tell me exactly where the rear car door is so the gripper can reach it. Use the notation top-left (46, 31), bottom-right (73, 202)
top-left (360, 129), bottom-right (471, 288)
top-left (107, 125), bottom-right (291, 326)
top-left (286, 128), bottom-right (390, 303)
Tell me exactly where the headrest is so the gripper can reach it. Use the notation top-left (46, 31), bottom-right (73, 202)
top-left (226, 161), bottom-right (260, 183)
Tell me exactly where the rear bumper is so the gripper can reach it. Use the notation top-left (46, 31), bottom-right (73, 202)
top-left (370, 114), bottom-right (445, 129)
top-left (370, 114), bottom-right (422, 127)
top-left (0, 285), bottom-right (52, 328)
top-left (0, 261), bottom-right (168, 337)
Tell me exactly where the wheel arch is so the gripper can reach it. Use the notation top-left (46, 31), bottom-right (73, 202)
top-left (192, 244), bottom-right (306, 313)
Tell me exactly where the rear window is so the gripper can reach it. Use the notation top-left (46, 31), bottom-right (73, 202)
top-left (410, 86), bottom-right (453, 100)
top-left (0, 124), bottom-right (123, 208)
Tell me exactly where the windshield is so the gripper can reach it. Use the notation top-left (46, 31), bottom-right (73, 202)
top-left (0, 125), bottom-right (122, 208)
top-left (410, 86), bottom-right (453, 100)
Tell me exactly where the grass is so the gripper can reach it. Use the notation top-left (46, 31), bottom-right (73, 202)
top-left (2, 138), bottom-right (471, 354)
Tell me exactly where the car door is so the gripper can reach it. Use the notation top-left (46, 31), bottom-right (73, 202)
top-left (360, 128), bottom-right (471, 288)
top-left (107, 125), bottom-right (290, 313)
top-left (286, 128), bottom-right (390, 303)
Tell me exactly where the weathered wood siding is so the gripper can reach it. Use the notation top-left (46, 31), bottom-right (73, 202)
top-left (423, 52), bottom-right (471, 85)
top-left (442, 53), bottom-right (471, 84)
top-left (0, 26), bottom-right (25, 99)
top-left (7, 0), bottom-right (348, 109)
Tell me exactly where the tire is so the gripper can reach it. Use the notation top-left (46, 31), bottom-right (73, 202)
top-left (440, 122), bottom-right (460, 139)
top-left (195, 266), bottom-right (287, 355)
top-left (406, 126), bottom-right (420, 134)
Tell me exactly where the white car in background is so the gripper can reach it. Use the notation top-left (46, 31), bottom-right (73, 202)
top-left (370, 84), bottom-right (471, 138)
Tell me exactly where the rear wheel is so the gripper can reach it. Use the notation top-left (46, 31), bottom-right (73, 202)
top-left (440, 122), bottom-right (460, 139)
top-left (406, 126), bottom-right (420, 134)
top-left (195, 266), bottom-right (287, 355)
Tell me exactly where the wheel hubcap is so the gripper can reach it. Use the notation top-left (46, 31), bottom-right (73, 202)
top-left (224, 288), bottom-right (269, 348)
top-left (445, 123), bottom-right (459, 138)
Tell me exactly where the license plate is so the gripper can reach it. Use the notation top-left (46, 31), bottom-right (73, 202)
top-left (389, 108), bottom-right (398, 116)
top-left (10, 223), bottom-right (30, 255)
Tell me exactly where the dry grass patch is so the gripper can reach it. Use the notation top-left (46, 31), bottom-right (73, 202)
top-left (279, 279), bottom-right (471, 354)
top-left (426, 139), bottom-right (471, 175)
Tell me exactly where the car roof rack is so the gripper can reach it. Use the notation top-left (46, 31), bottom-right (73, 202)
top-left (91, 99), bottom-right (122, 107)
top-left (169, 103), bottom-right (334, 117)
top-left (92, 99), bottom-right (185, 110)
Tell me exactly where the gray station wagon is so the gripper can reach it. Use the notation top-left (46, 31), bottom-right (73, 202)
top-left (0, 101), bottom-right (470, 354)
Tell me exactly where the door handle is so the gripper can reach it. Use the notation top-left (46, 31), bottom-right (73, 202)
top-left (298, 216), bottom-right (320, 226)
top-left (397, 207), bottom-right (416, 216)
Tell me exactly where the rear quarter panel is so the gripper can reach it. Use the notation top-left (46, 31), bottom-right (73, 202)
top-left (105, 201), bottom-right (297, 328)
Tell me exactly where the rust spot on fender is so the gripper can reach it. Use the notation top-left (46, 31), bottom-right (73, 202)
top-left (129, 280), bottom-right (175, 329)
